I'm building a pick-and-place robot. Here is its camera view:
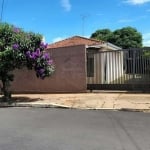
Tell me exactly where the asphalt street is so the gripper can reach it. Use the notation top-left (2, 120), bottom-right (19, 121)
top-left (0, 108), bottom-right (150, 150)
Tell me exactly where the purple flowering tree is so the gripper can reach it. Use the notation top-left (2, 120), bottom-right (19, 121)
top-left (0, 23), bottom-right (54, 101)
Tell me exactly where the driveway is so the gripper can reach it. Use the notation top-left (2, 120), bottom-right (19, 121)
top-left (0, 108), bottom-right (150, 150)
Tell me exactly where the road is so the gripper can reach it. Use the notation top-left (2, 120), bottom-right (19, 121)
top-left (0, 108), bottom-right (150, 150)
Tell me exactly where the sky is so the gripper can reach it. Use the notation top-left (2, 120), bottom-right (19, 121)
top-left (1, 0), bottom-right (150, 46)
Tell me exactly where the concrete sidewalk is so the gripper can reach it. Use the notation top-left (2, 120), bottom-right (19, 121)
top-left (1, 92), bottom-right (150, 111)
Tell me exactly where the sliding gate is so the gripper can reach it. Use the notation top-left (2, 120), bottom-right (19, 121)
top-left (87, 48), bottom-right (150, 91)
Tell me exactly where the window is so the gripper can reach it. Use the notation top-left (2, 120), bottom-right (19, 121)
top-left (87, 54), bottom-right (94, 77)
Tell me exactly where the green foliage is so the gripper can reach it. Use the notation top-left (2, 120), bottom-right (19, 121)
top-left (143, 50), bottom-right (150, 57)
top-left (91, 27), bottom-right (143, 49)
top-left (91, 29), bottom-right (112, 41)
top-left (0, 23), bottom-right (54, 101)
top-left (112, 27), bottom-right (142, 49)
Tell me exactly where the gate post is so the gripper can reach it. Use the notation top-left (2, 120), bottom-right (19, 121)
top-left (133, 49), bottom-right (136, 80)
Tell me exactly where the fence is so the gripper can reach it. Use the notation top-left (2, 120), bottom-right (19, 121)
top-left (87, 48), bottom-right (150, 91)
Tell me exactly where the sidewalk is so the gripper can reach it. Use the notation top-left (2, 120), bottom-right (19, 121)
top-left (1, 92), bottom-right (150, 111)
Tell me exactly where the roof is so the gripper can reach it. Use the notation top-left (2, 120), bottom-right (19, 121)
top-left (87, 42), bottom-right (122, 50)
top-left (47, 36), bottom-right (105, 49)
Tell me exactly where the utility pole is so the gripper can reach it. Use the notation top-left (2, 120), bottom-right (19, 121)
top-left (0, 0), bottom-right (5, 22)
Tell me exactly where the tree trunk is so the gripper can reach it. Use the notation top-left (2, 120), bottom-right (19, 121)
top-left (1, 79), bottom-right (11, 102)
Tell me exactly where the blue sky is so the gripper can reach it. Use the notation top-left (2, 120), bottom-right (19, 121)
top-left (1, 0), bottom-right (150, 46)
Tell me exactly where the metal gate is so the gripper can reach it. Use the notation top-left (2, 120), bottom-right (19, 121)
top-left (87, 48), bottom-right (150, 91)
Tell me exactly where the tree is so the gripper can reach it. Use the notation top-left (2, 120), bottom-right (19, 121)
top-left (112, 27), bottom-right (142, 49)
top-left (91, 27), bottom-right (143, 49)
top-left (91, 29), bottom-right (112, 41)
top-left (0, 23), bottom-right (54, 101)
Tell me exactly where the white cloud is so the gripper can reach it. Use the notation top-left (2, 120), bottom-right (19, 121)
top-left (52, 37), bottom-right (65, 43)
top-left (143, 33), bottom-right (150, 46)
top-left (42, 36), bottom-right (46, 43)
top-left (118, 19), bottom-right (134, 23)
top-left (118, 15), bottom-right (147, 24)
top-left (124, 0), bottom-right (150, 5)
top-left (84, 35), bottom-right (90, 38)
top-left (61, 0), bottom-right (71, 11)
top-left (143, 40), bottom-right (150, 46)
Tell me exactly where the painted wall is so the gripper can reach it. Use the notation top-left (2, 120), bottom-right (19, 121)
top-left (9, 45), bottom-right (87, 93)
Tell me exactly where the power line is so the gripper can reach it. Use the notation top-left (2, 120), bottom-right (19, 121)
top-left (0, 0), bottom-right (5, 22)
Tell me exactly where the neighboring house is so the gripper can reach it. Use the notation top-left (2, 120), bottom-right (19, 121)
top-left (10, 36), bottom-right (122, 93)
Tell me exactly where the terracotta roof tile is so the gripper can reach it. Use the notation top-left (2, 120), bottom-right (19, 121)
top-left (47, 36), bottom-right (105, 49)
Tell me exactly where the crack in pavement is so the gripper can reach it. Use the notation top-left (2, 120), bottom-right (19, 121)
top-left (113, 93), bottom-right (123, 109)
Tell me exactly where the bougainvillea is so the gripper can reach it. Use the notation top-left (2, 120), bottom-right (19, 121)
top-left (0, 23), bottom-right (54, 101)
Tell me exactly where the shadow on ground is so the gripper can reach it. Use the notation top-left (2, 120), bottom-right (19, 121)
top-left (12, 96), bottom-right (44, 102)
top-left (0, 96), bottom-right (43, 103)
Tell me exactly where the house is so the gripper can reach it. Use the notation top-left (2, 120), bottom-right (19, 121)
top-left (46, 36), bottom-right (123, 91)
top-left (10, 36), bottom-right (123, 93)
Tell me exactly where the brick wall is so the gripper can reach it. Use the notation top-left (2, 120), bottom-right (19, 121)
top-left (10, 45), bottom-right (87, 93)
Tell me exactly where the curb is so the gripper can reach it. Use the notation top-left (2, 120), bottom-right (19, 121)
top-left (0, 103), bottom-right (70, 109)
top-left (118, 108), bottom-right (150, 112)
top-left (0, 103), bottom-right (150, 112)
